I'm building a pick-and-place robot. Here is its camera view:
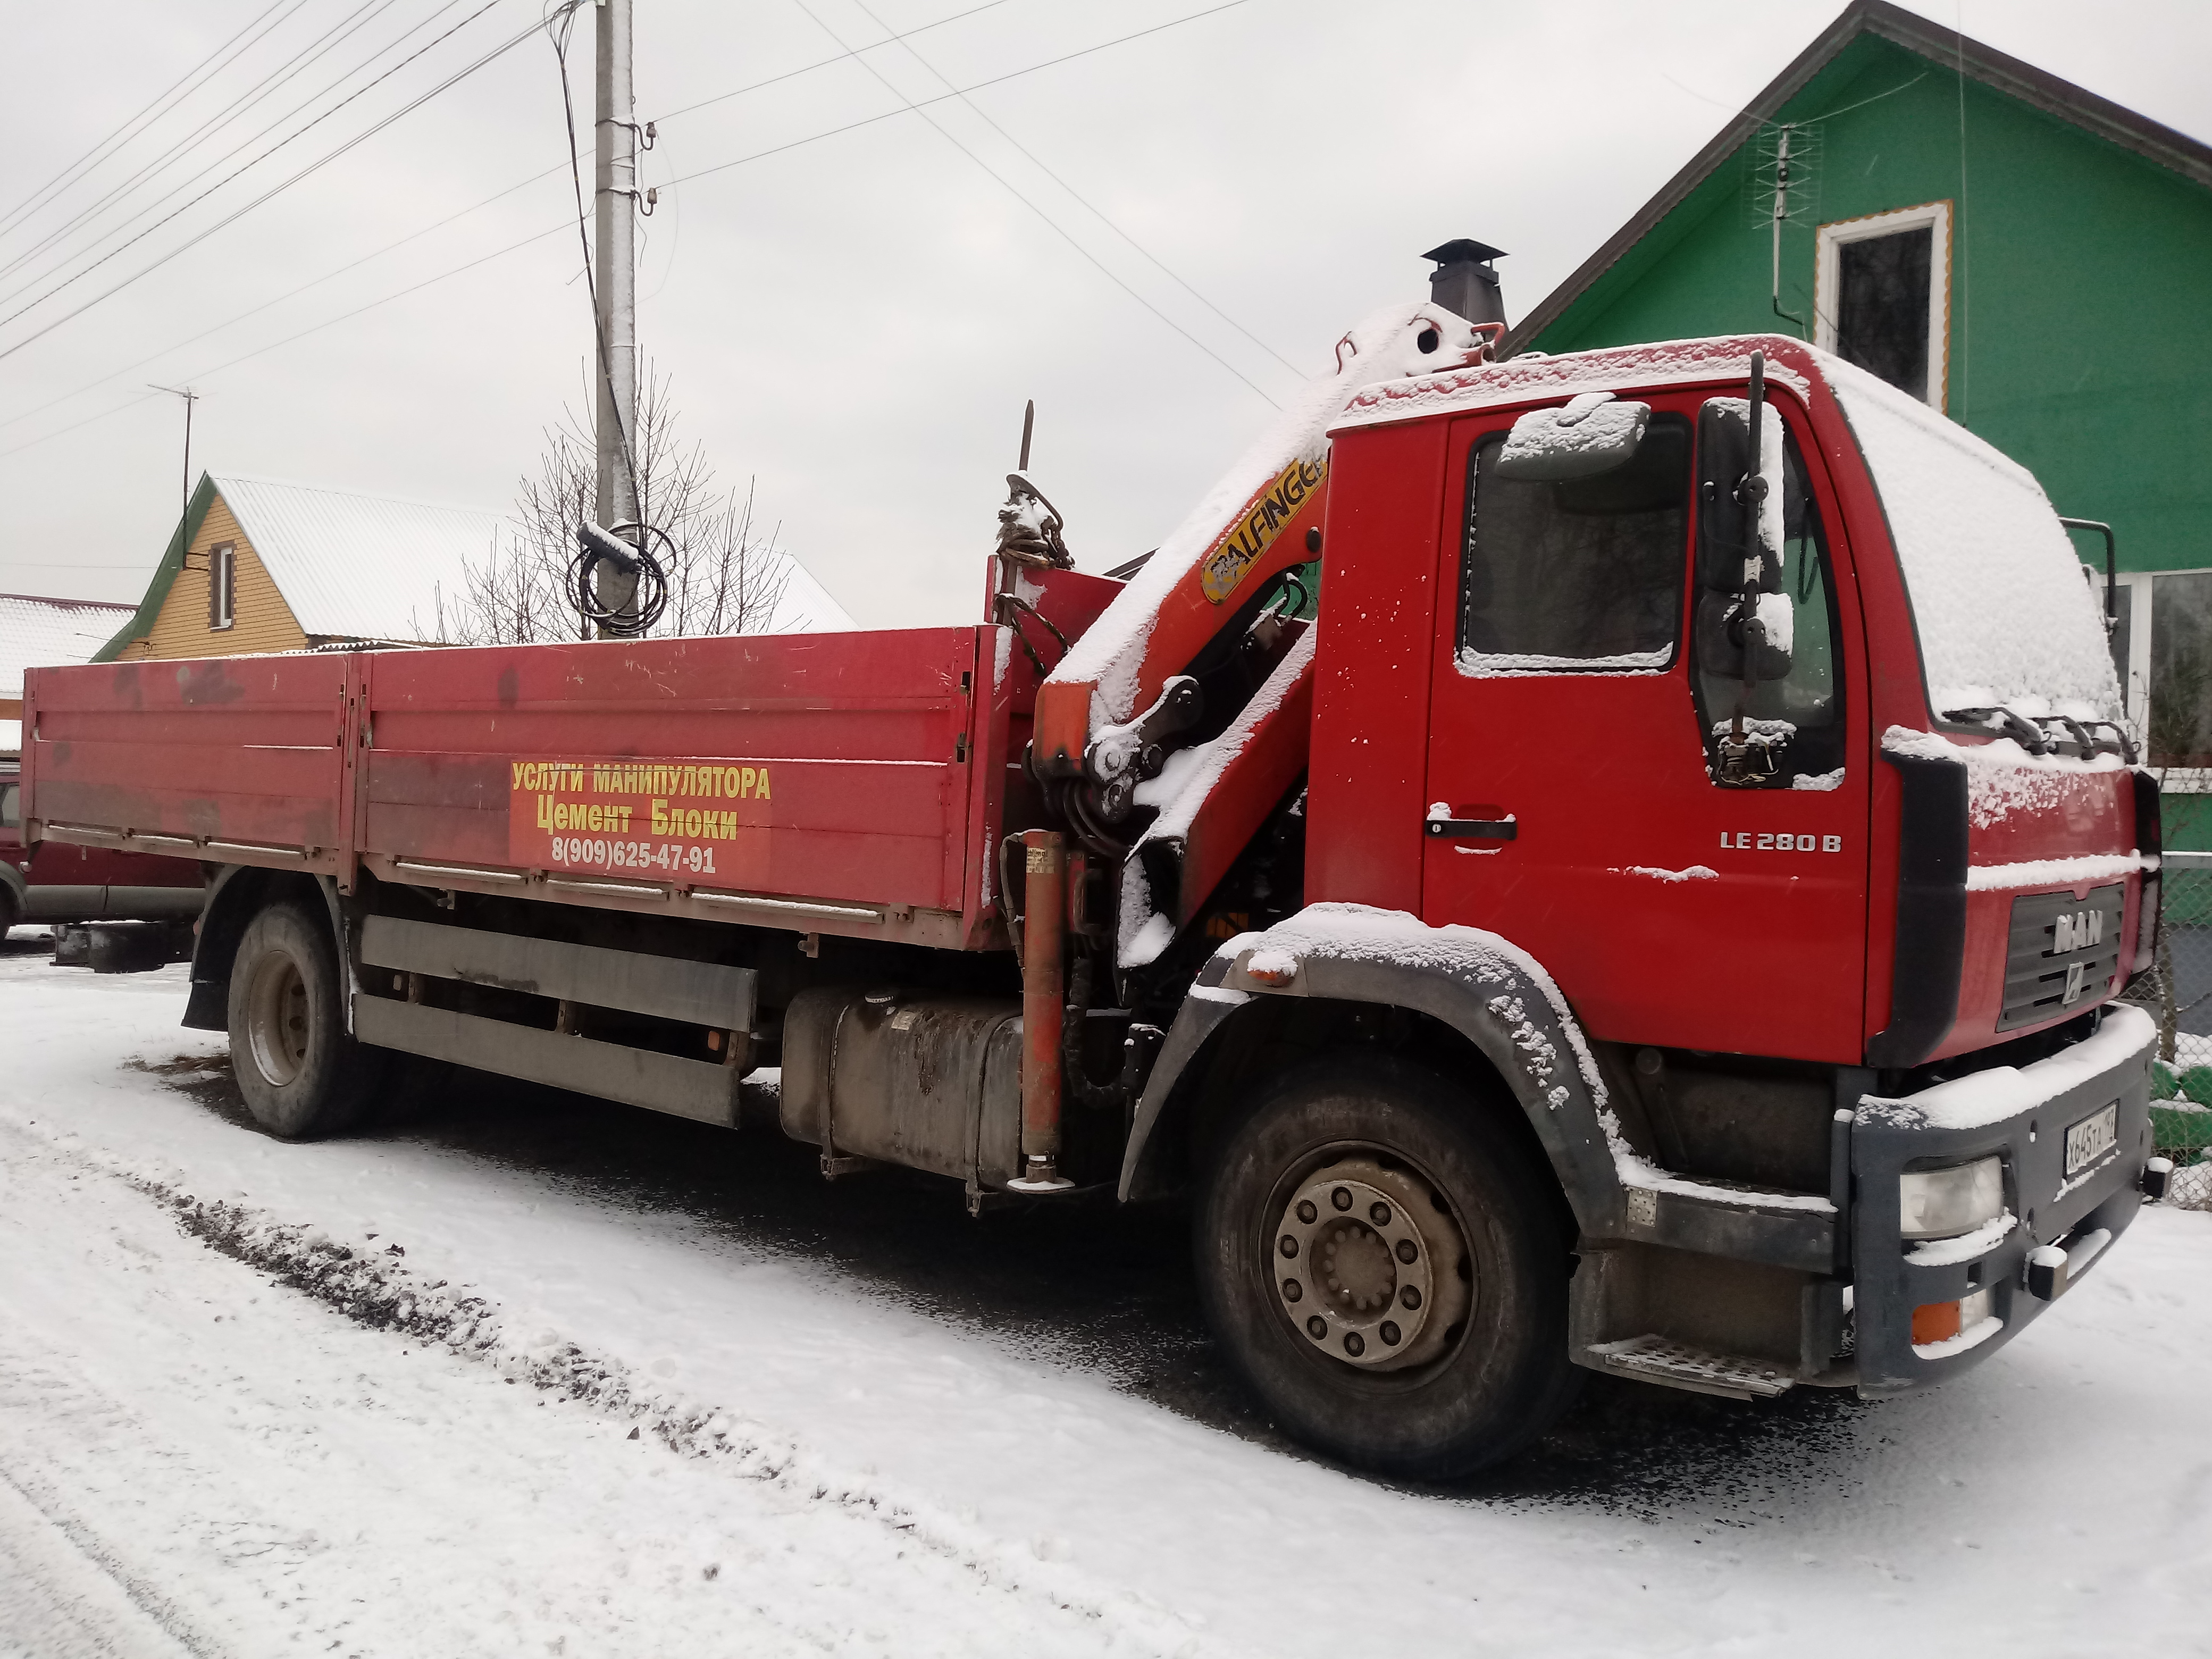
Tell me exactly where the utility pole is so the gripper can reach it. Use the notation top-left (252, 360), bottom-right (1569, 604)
top-left (593, 0), bottom-right (640, 638)
top-left (149, 383), bottom-right (199, 524)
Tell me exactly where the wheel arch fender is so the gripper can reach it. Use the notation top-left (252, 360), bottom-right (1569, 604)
top-left (1118, 906), bottom-right (1630, 1236)
top-left (186, 866), bottom-right (351, 1032)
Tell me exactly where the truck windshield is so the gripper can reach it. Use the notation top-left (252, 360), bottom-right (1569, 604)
top-left (1458, 412), bottom-right (1691, 674)
top-left (1827, 359), bottom-right (2120, 722)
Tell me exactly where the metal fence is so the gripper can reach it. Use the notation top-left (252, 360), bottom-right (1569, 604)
top-left (2118, 850), bottom-right (2212, 1209)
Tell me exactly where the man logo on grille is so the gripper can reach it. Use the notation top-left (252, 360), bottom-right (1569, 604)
top-left (2064, 960), bottom-right (2088, 1004)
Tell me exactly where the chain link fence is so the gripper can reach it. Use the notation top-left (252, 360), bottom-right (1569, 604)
top-left (2117, 850), bottom-right (2212, 1209)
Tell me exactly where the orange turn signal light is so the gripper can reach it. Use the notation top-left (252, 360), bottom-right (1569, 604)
top-left (1911, 1299), bottom-right (1963, 1345)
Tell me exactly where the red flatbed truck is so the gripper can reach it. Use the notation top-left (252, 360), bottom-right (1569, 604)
top-left (20, 257), bottom-right (2170, 1477)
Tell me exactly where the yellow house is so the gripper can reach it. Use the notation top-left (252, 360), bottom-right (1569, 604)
top-left (98, 473), bottom-right (515, 660)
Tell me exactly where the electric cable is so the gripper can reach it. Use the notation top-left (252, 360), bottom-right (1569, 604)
top-left (0, 0), bottom-right (306, 242)
top-left (1, 0), bottom-right (1263, 454)
top-left (0, 221), bottom-right (567, 463)
top-left (0, 0), bottom-right (422, 291)
top-left (846, 0), bottom-right (1301, 379)
top-left (0, 165), bottom-right (566, 441)
top-left (786, 0), bottom-right (1277, 407)
top-left (0, 0), bottom-right (532, 364)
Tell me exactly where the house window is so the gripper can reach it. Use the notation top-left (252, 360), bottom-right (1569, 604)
top-left (2110, 569), bottom-right (2212, 786)
top-left (209, 543), bottom-right (236, 631)
top-left (1815, 202), bottom-right (1951, 410)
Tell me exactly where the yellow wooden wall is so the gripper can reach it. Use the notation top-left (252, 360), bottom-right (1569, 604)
top-left (117, 493), bottom-right (309, 660)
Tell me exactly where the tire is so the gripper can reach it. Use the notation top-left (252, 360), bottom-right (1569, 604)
top-left (1195, 1052), bottom-right (1578, 1479)
top-left (227, 901), bottom-right (386, 1139)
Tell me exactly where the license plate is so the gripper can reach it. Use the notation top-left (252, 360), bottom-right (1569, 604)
top-left (2064, 1102), bottom-right (2118, 1177)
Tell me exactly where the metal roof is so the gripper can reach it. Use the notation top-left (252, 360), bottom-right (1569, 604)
top-left (94, 472), bottom-right (855, 656)
top-left (0, 591), bottom-right (135, 696)
top-left (1506, 0), bottom-right (2212, 354)
top-left (212, 473), bottom-right (519, 643)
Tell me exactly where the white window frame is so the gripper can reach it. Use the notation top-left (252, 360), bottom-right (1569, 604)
top-left (2115, 566), bottom-right (2212, 794)
top-left (1814, 200), bottom-right (1952, 413)
top-left (209, 542), bottom-right (236, 632)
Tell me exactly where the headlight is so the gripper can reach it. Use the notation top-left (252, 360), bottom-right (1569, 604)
top-left (1898, 1156), bottom-right (2005, 1241)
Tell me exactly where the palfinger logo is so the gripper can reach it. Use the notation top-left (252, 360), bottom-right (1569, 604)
top-left (1199, 454), bottom-right (1326, 605)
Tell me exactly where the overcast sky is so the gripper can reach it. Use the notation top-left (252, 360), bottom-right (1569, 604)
top-left (1, 0), bottom-right (2205, 629)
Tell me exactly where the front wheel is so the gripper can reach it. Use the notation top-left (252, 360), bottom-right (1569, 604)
top-left (227, 900), bottom-right (385, 1138)
top-left (1195, 1053), bottom-right (1578, 1479)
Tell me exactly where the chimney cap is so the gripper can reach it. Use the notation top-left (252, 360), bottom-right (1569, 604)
top-left (1422, 238), bottom-right (1507, 266)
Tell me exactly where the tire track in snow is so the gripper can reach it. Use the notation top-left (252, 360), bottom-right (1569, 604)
top-left (3, 1117), bottom-right (1220, 1658)
top-left (0, 1460), bottom-right (211, 1659)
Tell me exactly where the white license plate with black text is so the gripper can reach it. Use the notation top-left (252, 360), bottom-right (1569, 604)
top-left (2064, 1102), bottom-right (2118, 1177)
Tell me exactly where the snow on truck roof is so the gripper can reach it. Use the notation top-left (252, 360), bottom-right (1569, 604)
top-left (1327, 334), bottom-right (1818, 433)
top-left (1328, 334), bottom-right (2121, 722)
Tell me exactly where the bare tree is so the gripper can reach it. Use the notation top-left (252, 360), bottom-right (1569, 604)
top-left (431, 366), bottom-right (790, 646)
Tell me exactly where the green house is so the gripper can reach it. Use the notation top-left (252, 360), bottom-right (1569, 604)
top-left (1509, 0), bottom-right (2212, 841)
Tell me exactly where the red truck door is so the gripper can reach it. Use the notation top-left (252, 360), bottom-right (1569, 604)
top-left (1417, 389), bottom-right (1870, 1061)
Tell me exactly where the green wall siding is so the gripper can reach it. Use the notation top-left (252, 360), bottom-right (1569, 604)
top-left (1530, 35), bottom-right (2212, 576)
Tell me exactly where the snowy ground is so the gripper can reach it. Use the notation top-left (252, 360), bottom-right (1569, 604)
top-left (2, 932), bottom-right (2208, 1658)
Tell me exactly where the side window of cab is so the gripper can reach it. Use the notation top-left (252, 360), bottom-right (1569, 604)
top-left (1690, 398), bottom-right (1845, 789)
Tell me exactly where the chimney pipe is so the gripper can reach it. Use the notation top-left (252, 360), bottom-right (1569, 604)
top-left (1423, 238), bottom-right (1507, 328)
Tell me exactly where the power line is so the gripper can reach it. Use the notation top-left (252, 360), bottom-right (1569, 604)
top-left (0, 0), bottom-right (306, 243)
top-left (0, 1), bottom-right (543, 365)
top-left (1, 1), bottom-right (1249, 439)
top-left (848, 0), bottom-right (1299, 379)
top-left (0, 0), bottom-right (1264, 449)
top-left (0, 0), bottom-right (425, 292)
top-left (658, 4), bottom-right (1258, 190)
top-left (0, 0), bottom-right (506, 333)
top-left (649, 0), bottom-right (1014, 124)
top-left (0, 169), bottom-right (567, 441)
top-left (0, 223), bottom-right (568, 463)
top-left (787, 0), bottom-right (1277, 407)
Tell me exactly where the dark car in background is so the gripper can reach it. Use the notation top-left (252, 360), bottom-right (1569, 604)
top-left (1, 758), bottom-right (205, 936)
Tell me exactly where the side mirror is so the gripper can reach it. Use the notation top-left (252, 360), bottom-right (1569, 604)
top-left (1495, 392), bottom-right (1650, 481)
top-left (1696, 389), bottom-right (1792, 683)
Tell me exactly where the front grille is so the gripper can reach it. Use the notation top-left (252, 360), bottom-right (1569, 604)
top-left (1999, 883), bottom-right (2125, 1031)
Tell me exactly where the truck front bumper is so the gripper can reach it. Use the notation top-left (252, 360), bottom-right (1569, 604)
top-left (1851, 1004), bottom-right (2158, 1396)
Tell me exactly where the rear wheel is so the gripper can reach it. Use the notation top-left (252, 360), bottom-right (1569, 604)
top-left (1195, 1053), bottom-right (1577, 1478)
top-left (227, 901), bottom-right (384, 1138)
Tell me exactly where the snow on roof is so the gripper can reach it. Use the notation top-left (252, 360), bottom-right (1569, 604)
top-left (0, 590), bottom-right (134, 750)
top-left (212, 474), bottom-right (518, 644)
top-left (212, 474), bottom-right (853, 642)
top-left (761, 549), bottom-right (855, 633)
top-left (0, 591), bottom-right (136, 696)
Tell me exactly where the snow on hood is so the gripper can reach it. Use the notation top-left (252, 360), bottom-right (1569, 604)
top-left (1825, 358), bottom-right (2119, 722)
top-left (1050, 303), bottom-right (1485, 734)
top-left (1882, 725), bottom-right (2127, 828)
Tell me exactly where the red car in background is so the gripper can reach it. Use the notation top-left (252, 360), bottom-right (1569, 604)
top-left (0, 757), bottom-right (204, 935)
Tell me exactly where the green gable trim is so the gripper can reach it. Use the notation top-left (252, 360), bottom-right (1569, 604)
top-left (94, 472), bottom-right (218, 661)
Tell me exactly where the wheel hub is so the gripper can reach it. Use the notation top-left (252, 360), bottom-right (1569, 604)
top-left (1270, 1157), bottom-right (1472, 1372)
top-left (245, 950), bottom-right (309, 1088)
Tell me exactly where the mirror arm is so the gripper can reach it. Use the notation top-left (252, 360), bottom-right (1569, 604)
top-left (2057, 517), bottom-right (2118, 636)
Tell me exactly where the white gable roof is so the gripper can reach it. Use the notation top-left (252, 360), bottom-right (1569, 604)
top-left (0, 591), bottom-right (135, 696)
top-left (214, 474), bottom-right (514, 644)
top-left (1, 591), bottom-right (135, 750)
top-left (213, 473), bottom-right (853, 642)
